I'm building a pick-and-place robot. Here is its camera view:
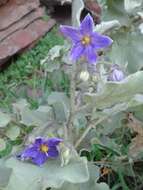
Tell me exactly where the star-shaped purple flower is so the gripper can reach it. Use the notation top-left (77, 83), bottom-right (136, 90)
top-left (18, 137), bottom-right (63, 166)
top-left (60, 14), bottom-right (113, 64)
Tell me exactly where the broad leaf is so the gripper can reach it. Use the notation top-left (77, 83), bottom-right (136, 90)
top-left (6, 125), bottom-right (20, 141)
top-left (3, 157), bottom-right (89, 190)
top-left (124, 0), bottom-right (143, 13)
top-left (20, 105), bottom-right (54, 127)
top-left (72, 0), bottom-right (84, 26)
top-left (84, 71), bottom-right (143, 109)
top-left (102, 0), bottom-right (130, 26)
top-left (0, 166), bottom-right (12, 188)
top-left (48, 92), bottom-right (70, 122)
top-left (0, 139), bottom-right (6, 151)
top-left (95, 20), bottom-right (121, 34)
top-left (110, 32), bottom-right (143, 73)
top-left (0, 112), bottom-right (11, 128)
top-left (91, 94), bottom-right (143, 121)
top-left (51, 163), bottom-right (110, 190)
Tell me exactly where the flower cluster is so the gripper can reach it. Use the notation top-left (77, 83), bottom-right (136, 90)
top-left (18, 137), bottom-right (63, 166)
top-left (60, 14), bottom-right (113, 64)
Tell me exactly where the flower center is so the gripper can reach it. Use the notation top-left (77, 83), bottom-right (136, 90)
top-left (40, 144), bottom-right (48, 153)
top-left (81, 36), bottom-right (91, 45)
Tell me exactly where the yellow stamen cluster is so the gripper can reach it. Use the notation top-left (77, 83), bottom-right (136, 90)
top-left (40, 144), bottom-right (48, 153)
top-left (81, 36), bottom-right (91, 45)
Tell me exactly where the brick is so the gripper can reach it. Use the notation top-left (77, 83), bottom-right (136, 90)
top-left (0, 8), bottom-right (44, 42)
top-left (0, 19), bottom-right (56, 64)
top-left (0, 0), bottom-right (39, 30)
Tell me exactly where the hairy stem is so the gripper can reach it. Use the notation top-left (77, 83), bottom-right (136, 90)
top-left (67, 63), bottom-right (76, 143)
top-left (75, 117), bottom-right (107, 148)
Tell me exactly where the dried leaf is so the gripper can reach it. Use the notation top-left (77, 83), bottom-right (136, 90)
top-left (129, 135), bottom-right (143, 159)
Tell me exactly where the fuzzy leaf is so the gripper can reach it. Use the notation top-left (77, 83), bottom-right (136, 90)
top-left (48, 92), bottom-right (70, 122)
top-left (102, 0), bottom-right (130, 26)
top-left (3, 157), bottom-right (89, 190)
top-left (84, 71), bottom-right (143, 110)
top-left (110, 32), bottom-right (143, 73)
top-left (0, 139), bottom-right (6, 151)
top-left (6, 125), bottom-right (20, 141)
top-left (51, 163), bottom-right (109, 190)
top-left (0, 166), bottom-right (12, 188)
top-left (91, 94), bottom-right (143, 121)
top-left (72, 0), bottom-right (84, 26)
top-left (20, 105), bottom-right (54, 127)
top-left (124, 0), bottom-right (143, 13)
top-left (95, 20), bottom-right (121, 34)
top-left (0, 112), bottom-right (11, 128)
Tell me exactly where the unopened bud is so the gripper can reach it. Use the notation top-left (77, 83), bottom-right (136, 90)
top-left (108, 65), bottom-right (125, 82)
top-left (80, 71), bottom-right (89, 81)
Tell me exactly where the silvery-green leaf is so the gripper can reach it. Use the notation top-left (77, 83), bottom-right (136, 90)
top-left (51, 163), bottom-right (106, 190)
top-left (0, 166), bottom-right (12, 188)
top-left (110, 32), bottom-right (143, 73)
top-left (53, 102), bottom-right (68, 122)
top-left (94, 183), bottom-right (110, 190)
top-left (48, 45), bottom-right (63, 61)
top-left (40, 45), bottom-right (64, 72)
top-left (74, 113), bottom-right (87, 129)
top-left (0, 112), bottom-right (11, 128)
top-left (20, 105), bottom-right (54, 127)
top-left (0, 138), bottom-right (6, 151)
top-left (110, 31), bottom-right (143, 73)
top-left (50, 70), bottom-right (64, 89)
top-left (48, 92), bottom-right (70, 122)
top-left (139, 23), bottom-right (143, 34)
top-left (72, 0), bottom-right (84, 26)
top-left (41, 45), bottom-right (63, 63)
top-left (12, 99), bottom-right (29, 115)
top-left (95, 113), bottom-right (124, 135)
top-left (84, 71), bottom-right (143, 110)
top-left (6, 125), bottom-right (20, 141)
top-left (124, 0), bottom-right (143, 13)
top-left (91, 94), bottom-right (143, 120)
top-left (95, 20), bottom-right (121, 34)
top-left (102, 0), bottom-right (130, 26)
top-left (4, 157), bottom-right (89, 190)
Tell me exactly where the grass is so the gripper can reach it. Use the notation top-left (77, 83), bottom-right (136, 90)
top-left (0, 27), bottom-right (65, 110)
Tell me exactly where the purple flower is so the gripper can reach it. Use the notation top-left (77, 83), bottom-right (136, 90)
top-left (60, 14), bottom-right (113, 64)
top-left (108, 65), bottom-right (125, 82)
top-left (18, 137), bottom-right (63, 166)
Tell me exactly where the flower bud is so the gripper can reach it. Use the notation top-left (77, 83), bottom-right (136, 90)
top-left (108, 65), bottom-right (124, 82)
top-left (79, 71), bottom-right (89, 81)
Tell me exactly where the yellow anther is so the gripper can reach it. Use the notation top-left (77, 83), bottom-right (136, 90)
top-left (40, 144), bottom-right (48, 153)
top-left (82, 36), bottom-right (91, 45)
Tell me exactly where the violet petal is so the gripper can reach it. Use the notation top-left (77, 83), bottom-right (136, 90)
top-left (84, 45), bottom-right (97, 63)
top-left (70, 43), bottom-right (84, 61)
top-left (47, 137), bottom-right (63, 147)
top-left (48, 147), bottom-right (59, 158)
top-left (80, 14), bottom-right (94, 35)
top-left (60, 25), bottom-right (80, 43)
top-left (32, 152), bottom-right (48, 166)
top-left (91, 32), bottom-right (113, 49)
